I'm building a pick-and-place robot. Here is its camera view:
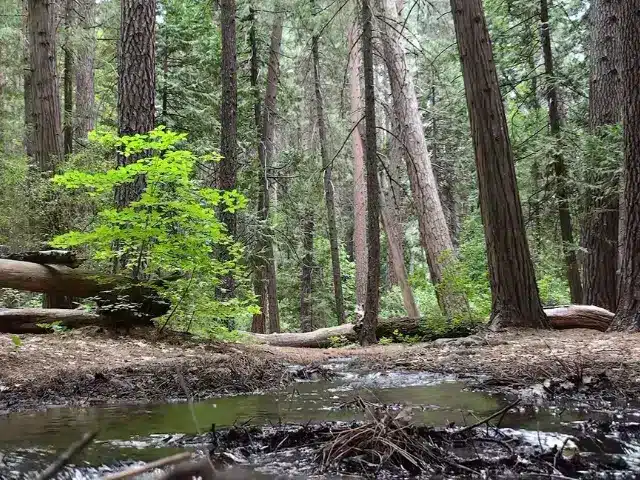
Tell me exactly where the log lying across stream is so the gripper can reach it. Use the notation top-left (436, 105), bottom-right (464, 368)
top-left (248, 305), bottom-right (614, 348)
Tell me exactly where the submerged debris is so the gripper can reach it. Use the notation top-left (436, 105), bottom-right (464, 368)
top-left (200, 398), bottom-right (640, 478)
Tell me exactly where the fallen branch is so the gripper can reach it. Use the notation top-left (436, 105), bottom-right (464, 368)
top-left (102, 452), bottom-right (192, 480)
top-left (35, 430), bottom-right (98, 480)
top-left (457, 399), bottom-right (521, 435)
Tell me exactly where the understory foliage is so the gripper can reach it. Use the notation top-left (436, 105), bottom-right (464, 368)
top-left (51, 128), bottom-right (258, 330)
top-left (0, 0), bottom-right (626, 340)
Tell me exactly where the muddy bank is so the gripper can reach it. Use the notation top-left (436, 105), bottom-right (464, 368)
top-left (0, 328), bottom-right (291, 413)
top-left (2, 328), bottom-right (640, 412)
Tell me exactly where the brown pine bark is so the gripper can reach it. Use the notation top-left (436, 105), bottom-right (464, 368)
top-left (116, 0), bottom-right (156, 208)
top-left (450, 0), bottom-right (549, 329)
top-left (348, 25), bottom-right (368, 309)
top-left (582, 0), bottom-right (621, 311)
top-left (360, 0), bottom-right (380, 346)
top-left (217, 0), bottom-right (238, 297)
top-left (312, 33), bottom-right (345, 324)
top-left (27, 0), bottom-right (62, 172)
top-left (62, 0), bottom-right (73, 156)
top-left (377, 0), bottom-right (466, 317)
top-left (380, 172), bottom-right (419, 318)
top-left (255, 16), bottom-right (283, 334)
top-left (74, 0), bottom-right (96, 142)
top-left (608, 0), bottom-right (640, 332)
top-left (539, 0), bottom-right (583, 304)
top-left (299, 212), bottom-right (314, 332)
top-left (22, 0), bottom-right (34, 157)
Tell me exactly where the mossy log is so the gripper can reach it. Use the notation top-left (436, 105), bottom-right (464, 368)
top-left (249, 305), bottom-right (614, 348)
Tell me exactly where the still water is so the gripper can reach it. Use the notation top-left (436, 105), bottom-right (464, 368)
top-left (0, 364), bottom-right (632, 478)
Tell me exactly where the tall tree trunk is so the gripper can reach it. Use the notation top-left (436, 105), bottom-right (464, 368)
top-left (256, 16), bottom-right (283, 334)
top-left (28, 0), bottom-right (62, 173)
top-left (380, 172), bottom-right (419, 318)
top-left (539, 0), bottom-right (583, 304)
top-left (582, 0), bottom-right (621, 311)
top-left (62, 0), bottom-right (73, 156)
top-left (450, 0), bottom-right (549, 329)
top-left (608, 0), bottom-right (640, 332)
top-left (348, 25), bottom-right (368, 309)
top-left (312, 32), bottom-right (345, 324)
top-left (299, 211), bottom-right (314, 332)
top-left (74, 0), bottom-right (96, 143)
top-left (115, 0), bottom-right (156, 208)
top-left (360, 0), bottom-right (380, 346)
top-left (217, 0), bottom-right (238, 297)
top-left (377, 0), bottom-right (466, 317)
top-left (23, 0), bottom-right (34, 157)
top-left (248, 5), bottom-right (265, 334)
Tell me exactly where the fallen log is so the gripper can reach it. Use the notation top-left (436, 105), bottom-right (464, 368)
top-left (0, 308), bottom-right (105, 333)
top-left (0, 259), bottom-right (123, 298)
top-left (248, 305), bottom-right (614, 348)
top-left (0, 259), bottom-right (171, 322)
top-left (544, 305), bottom-right (613, 332)
top-left (1, 250), bottom-right (84, 268)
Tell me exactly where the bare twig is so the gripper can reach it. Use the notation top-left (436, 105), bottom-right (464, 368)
top-left (36, 430), bottom-right (98, 480)
top-left (457, 400), bottom-right (521, 435)
top-left (102, 452), bottom-right (192, 480)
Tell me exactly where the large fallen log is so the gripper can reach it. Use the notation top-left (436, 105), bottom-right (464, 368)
top-left (248, 305), bottom-right (614, 348)
top-left (0, 308), bottom-right (105, 333)
top-left (0, 259), bottom-right (123, 297)
top-left (544, 305), bottom-right (613, 332)
top-left (0, 259), bottom-right (171, 322)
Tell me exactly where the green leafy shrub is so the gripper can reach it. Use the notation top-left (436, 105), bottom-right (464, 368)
top-left (51, 127), bottom-right (257, 332)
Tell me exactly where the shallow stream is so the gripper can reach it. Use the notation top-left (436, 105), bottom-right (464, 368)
top-left (1, 359), bottom-right (639, 478)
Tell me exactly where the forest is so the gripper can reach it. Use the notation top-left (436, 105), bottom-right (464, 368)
top-left (0, 0), bottom-right (640, 478)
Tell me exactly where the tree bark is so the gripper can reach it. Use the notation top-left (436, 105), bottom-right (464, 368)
top-left (248, 306), bottom-right (613, 348)
top-left (23, 0), bottom-right (34, 157)
top-left (74, 0), bottom-right (96, 143)
top-left (116, 0), bottom-right (156, 207)
top-left (539, 0), bottom-right (583, 304)
top-left (360, 0), bottom-right (380, 346)
top-left (255, 16), bottom-right (283, 333)
top-left (377, 0), bottom-right (466, 317)
top-left (0, 308), bottom-right (104, 334)
top-left (450, 0), bottom-right (549, 329)
top-left (313, 33), bottom-right (345, 324)
top-left (609, 0), bottom-right (640, 332)
top-left (299, 211), bottom-right (314, 332)
top-left (63, 0), bottom-right (73, 156)
top-left (581, 0), bottom-right (621, 312)
top-left (348, 25), bottom-right (368, 309)
top-left (380, 172), bottom-right (419, 317)
top-left (27, 0), bottom-right (62, 172)
top-left (217, 0), bottom-right (238, 298)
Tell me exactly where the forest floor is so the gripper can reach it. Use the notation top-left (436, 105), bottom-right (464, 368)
top-left (0, 327), bottom-right (638, 412)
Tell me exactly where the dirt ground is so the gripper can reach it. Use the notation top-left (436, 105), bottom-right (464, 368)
top-left (1, 327), bottom-right (639, 412)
